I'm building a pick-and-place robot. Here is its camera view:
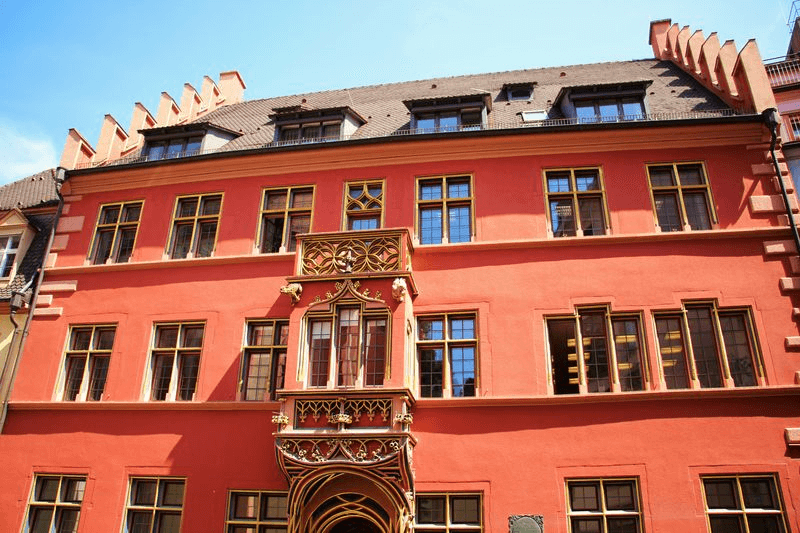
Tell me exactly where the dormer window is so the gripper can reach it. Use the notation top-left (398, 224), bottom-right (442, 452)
top-left (0, 209), bottom-right (36, 282)
top-left (554, 82), bottom-right (650, 124)
top-left (404, 94), bottom-right (491, 134)
top-left (141, 123), bottom-right (239, 162)
top-left (0, 235), bottom-right (20, 277)
top-left (270, 106), bottom-right (365, 145)
top-left (503, 82), bottom-right (535, 101)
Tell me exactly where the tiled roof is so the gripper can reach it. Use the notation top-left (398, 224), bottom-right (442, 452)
top-left (191, 59), bottom-right (728, 152)
top-left (0, 170), bottom-right (60, 300)
top-left (0, 169), bottom-right (60, 211)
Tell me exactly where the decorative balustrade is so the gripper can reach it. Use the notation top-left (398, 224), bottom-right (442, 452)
top-left (296, 229), bottom-right (413, 277)
top-left (277, 435), bottom-right (404, 464)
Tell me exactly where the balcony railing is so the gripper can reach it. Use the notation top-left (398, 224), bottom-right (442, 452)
top-left (765, 55), bottom-right (800, 88)
top-left (296, 228), bottom-right (413, 277)
top-left (74, 109), bottom-right (743, 170)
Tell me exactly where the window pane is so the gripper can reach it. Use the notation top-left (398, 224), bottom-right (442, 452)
top-left (575, 170), bottom-right (600, 191)
top-left (607, 517), bottom-right (639, 533)
top-left (704, 479), bottom-right (739, 509)
top-left (178, 354), bottom-right (200, 400)
top-left (92, 229), bottom-right (114, 264)
top-left (182, 325), bottom-right (204, 348)
top-left (578, 197), bottom-right (606, 236)
top-left (448, 205), bottom-right (471, 243)
top-left (450, 317), bottom-right (475, 339)
top-left (677, 164), bottom-right (705, 185)
top-left (56, 508), bottom-right (80, 533)
top-left (709, 516), bottom-right (744, 533)
top-left (350, 217), bottom-right (379, 231)
top-left (88, 356), bottom-right (109, 401)
top-left (419, 181), bottom-right (442, 200)
top-left (263, 495), bottom-right (288, 519)
top-left (232, 493), bottom-right (258, 519)
top-left (649, 166), bottom-right (675, 187)
top-left (683, 192), bottom-right (711, 230)
top-left (64, 357), bottom-right (86, 401)
top-left (417, 115), bottom-right (436, 131)
top-left (309, 320), bottom-right (331, 387)
top-left (604, 481), bottom-right (636, 511)
top-left (177, 198), bottom-right (198, 218)
top-left (200, 195), bottom-right (222, 216)
top-left (71, 328), bottom-right (92, 351)
top-left (419, 319), bottom-right (444, 341)
top-left (420, 207), bottom-right (442, 245)
top-left (249, 324), bottom-right (274, 346)
top-left (740, 478), bottom-right (778, 509)
top-left (152, 355), bottom-right (174, 401)
top-left (244, 351), bottom-right (270, 401)
top-left (550, 199), bottom-right (576, 237)
top-left (570, 482), bottom-right (600, 511)
top-left (461, 110), bottom-right (482, 127)
top-left (419, 349), bottom-right (443, 398)
top-left (719, 314), bottom-right (757, 387)
top-left (30, 508), bottom-right (54, 533)
top-left (612, 319), bottom-right (643, 392)
top-left (654, 193), bottom-right (682, 231)
top-left (281, 128), bottom-right (299, 142)
top-left (261, 216), bottom-right (286, 253)
top-left (599, 100), bottom-right (620, 121)
top-left (36, 477), bottom-right (60, 501)
top-left (576, 103), bottom-right (598, 123)
top-left (746, 516), bottom-right (783, 533)
top-left (160, 481), bottom-right (185, 506)
top-left (439, 113), bottom-right (458, 131)
top-left (116, 228), bottom-right (137, 263)
top-left (656, 317), bottom-right (689, 389)
top-left (548, 319), bottom-right (580, 395)
top-left (621, 99), bottom-right (644, 119)
top-left (147, 143), bottom-right (166, 160)
top-left (450, 346), bottom-right (475, 397)
top-left (290, 189), bottom-right (313, 209)
top-left (447, 180), bottom-right (470, 198)
top-left (129, 511), bottom-right (153, 533)
top-left (170, 223), bottom-right (194, 259)
top-left (156, 327), bottom-right (179, 348)
top-left (336, 308), bottom-right (360, 387)
top-left (166, 141), bottom-right (184, 158)
top-left (94, 328), bottom-right (116, 350)
top-left (287, 214), bottom-right (310, 252)
top-left (264, 190), bottom-right (287, 210)
top-left (581, 313), bottom-right (610, 393)
top-left (686, 307), bottom-right (722, 388)
top-left (195, 221), bottom-right (217, 257)
top-left (100, 206), bottom-right (120, 224)
top-left (417, 496), bottom-right (445, 524)
top-left (572, 518), bottom-right (603, 533)
top-left (364, 318), bottom-right (387, 386)
top-left (133, 480), bottom-right (158, 505)
top-left (156, 512), bottom-right (181, 533)
top-left (185, 138), bottom-right (202, 154)
top-left (547, 174), bottom-right (572, 193)
top-left (62, 478), bottom-right (86, 502)
top-left (450, 496), bottom-right (479, 524)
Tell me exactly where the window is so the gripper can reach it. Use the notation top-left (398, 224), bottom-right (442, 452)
top-left (344, 181), bottom-right (384, 230)
top-left (145, 137), bottom-right (203, 160)
top-left (416, 175), bottom-right (473, 245)
top-left (566, 478), bottom-right (642, 533)
top-left (89, 201), bottom-right (142, 264)
top-left (0, 234), bottom-right (20, 277)
top-left (574, 97), bottom-right (645, 123)
top-left (702, 475), bottom-right (788, 533)
top-left (167, 193), bottom-right (222, 259)
top-left (241, 320), bottom-right (289, 401)
top-left (521, 110), bottom-right (548, 123)
top-left (148, 323), bottom-right (204, 401)
top-left (414, 109), bottom-right (483, 133)
top-left (259, 187), bottom-right (313, 253)
top-left (654, 303), bottom-right (761, 390)
top-left (545, 168), bottom-right (608, 237)
top-left (61, 325), bottom-right (115, 401)
top-left (307, 305), bottom-right (388, 388)
top-left (417, 313), bottom-right (478, 398)
top-left (226, 491), bottom-right (288, 533)
top-left (24, 474), bottom-right (86, 533)
top-left (124, 477), bottom-right (185, 533)
top-left (547, 309), bottom-right (645, 395)
top-left (416, 493), bottom-right (482, 532)
top-left (279, 122), bottom-right (341, 143)
top-left (505, 83), bottom-right (534, 101)
top-left (647, 163), bottom-right (715, 232)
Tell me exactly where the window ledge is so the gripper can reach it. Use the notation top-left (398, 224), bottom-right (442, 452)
top-left (414, 226), bottom-right (791, 254)
top-left (8, 400), bottom-right (282, 411)
top-left (414, 385), bottom-right (800, 408)
top-left (49, 251), bottom-right (295, 275)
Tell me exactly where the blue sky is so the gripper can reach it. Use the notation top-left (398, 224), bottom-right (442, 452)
top-left (0, 0), bottom-right (791, 184)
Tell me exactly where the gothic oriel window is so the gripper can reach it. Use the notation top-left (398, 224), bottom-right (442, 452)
top-left (306, 303), bottom-right (389, 388)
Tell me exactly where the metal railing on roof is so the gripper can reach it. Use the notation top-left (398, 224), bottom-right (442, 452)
top-left (74, 108), bottom-right (742, 170)
top-left (765, 54), bottom-right (800, 88)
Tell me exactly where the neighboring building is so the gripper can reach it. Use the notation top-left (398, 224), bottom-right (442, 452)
top-left (1, 20), bottom-right (799, 533)
top-left (0, 169), bottom-right (60, 429)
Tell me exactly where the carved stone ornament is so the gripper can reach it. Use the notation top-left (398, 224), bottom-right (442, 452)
top-left (309, 279), bottom-right (384, 308)
top-left (393, 412), bottom-right (413, 425)
top-left (391, 277), bottom-right (408, 302)
top-left (327, 413), bottom-right (353, 425)
top-left (279, 282), bottom-right (303, 304)
top-left (272, 413), bottom-right (290, 425)
top-left (334, 246), bottom-right (356, 273)
top-left (509, 515), bottom-right (543, 533)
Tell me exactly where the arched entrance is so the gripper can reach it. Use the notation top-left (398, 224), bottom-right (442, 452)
top-left (330, 516), bottom-right (383, 533)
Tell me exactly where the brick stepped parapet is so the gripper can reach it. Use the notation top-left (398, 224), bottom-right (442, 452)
top-left (59, 71), bottom-right (246, 170)
top-left (649, 20), bottom-right (776, 114)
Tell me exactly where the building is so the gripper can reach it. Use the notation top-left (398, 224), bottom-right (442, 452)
top-left (1, 19), bottom-right (798, 533)
top-left (0, 169), bottom-right (60, 429)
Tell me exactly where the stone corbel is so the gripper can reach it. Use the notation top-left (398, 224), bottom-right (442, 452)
top-left (280, 282), bottom-right (303, 304)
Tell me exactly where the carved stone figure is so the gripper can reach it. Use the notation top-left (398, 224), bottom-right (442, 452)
top-left (280, 283), bottom-right (303, 304)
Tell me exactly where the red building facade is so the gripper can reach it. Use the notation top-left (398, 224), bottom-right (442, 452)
top-left (1, 20), bottom-right (798, 533)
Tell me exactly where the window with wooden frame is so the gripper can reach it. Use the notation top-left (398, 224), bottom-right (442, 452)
top-left (574, 96), bottom-right (645, 123)
top-left (124, 477), bottom-right (185, 533)
top-left (344, 180), bottom-right (384, 230)
top-left (226, 491), bottom-right (288, 533)
top-left (89, 201), bottom-right (143, 264)
top-left (566, 478), bottom-right (642, 533)
top-left (702, 475), bottom-right (789, 533)
top-left (24, 474), bottom-right (86, 533)
top-left (259, 186), bottom-right (313, 253)
top-left (148, 323), bottom-right (204, 401)
top-left (0, 234), bottom-right (20, 277)
top-left (415, 493), bottom-right (482, 532)
top-left (654, 302), bottom-right (762, 390)
top-left (416, 175), bottom-right (473, 245)
top-left (417, 313), bottom-right (478, 398)
top-left (167, 193), bottom-right (222, 259)
top-left (547, 308), bottom-right (647, 395)
top-left (545, 167), bottom-right (608, 237)
top-left (60, 325), bottom-right (115, 402)
top-left (306, 304), bottom-right (389, 388)
top-left (241, 320), bottom-right (289, 401)
top-left (647, 162), bottom-right (716, 232)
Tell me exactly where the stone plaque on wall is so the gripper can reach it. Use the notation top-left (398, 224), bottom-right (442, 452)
top-left (509, 515), bottom-right (543, 533)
